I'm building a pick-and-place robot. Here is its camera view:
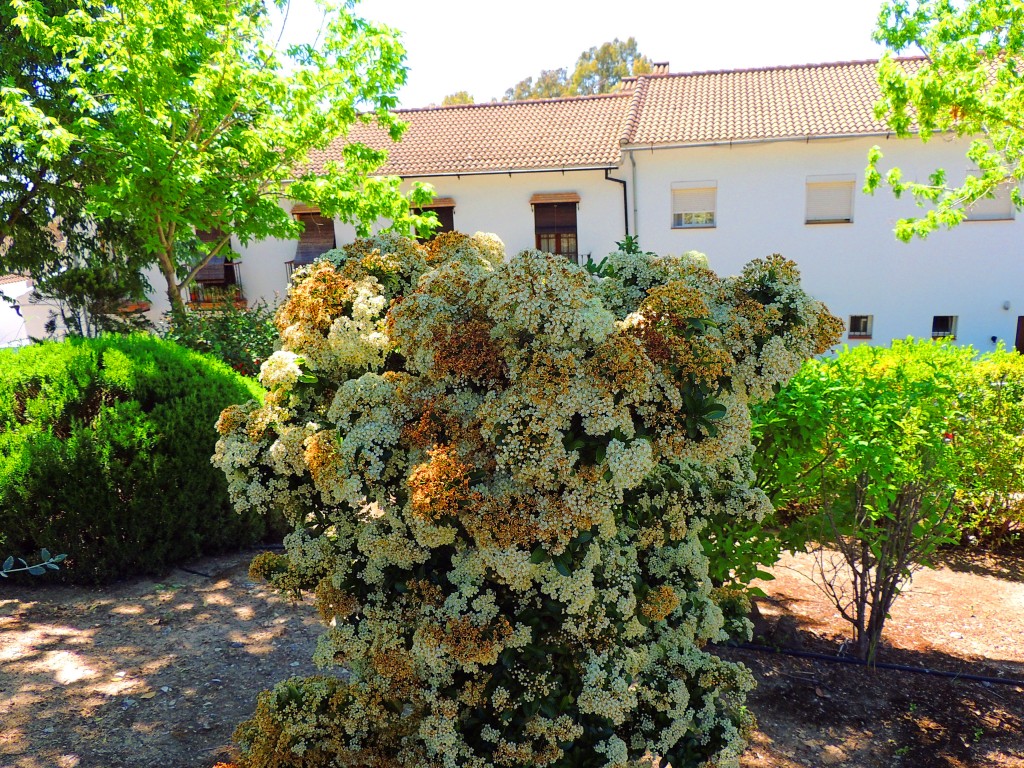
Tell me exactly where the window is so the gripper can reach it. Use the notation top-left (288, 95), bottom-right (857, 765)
top-left (965, 173), bottom-right (1014, 221)
top-left (931, 315), bottom-right (958, 339)
top-left (671, 182), bottom-right (716, 228)
top-left (806, 175), bottom-right (855, 224)
top-left (531, 193), bottom-right (579, 262)
top-left (190, 255), bottom-right (243, 306)
top-left (413, 197), bottom-right (456, 240)
top-left (287, 209), bottom-right (336, 280)
top-left (191, 228), bottom-right (244, 306)
top-left (848, 314), bottom-right (873, 339)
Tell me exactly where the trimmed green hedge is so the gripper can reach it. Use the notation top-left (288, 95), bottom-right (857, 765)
top-left (0, 334), bottom-right (269, 584)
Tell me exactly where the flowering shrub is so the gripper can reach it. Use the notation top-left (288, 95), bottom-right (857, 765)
top-left (214, 232), bottom-right (841, 768)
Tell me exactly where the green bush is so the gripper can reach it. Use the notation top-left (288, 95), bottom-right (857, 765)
top-left (753, 340), bottom-right (1024, 548)
top-left (946, 347), bottom-right (1024, 543)
top-left (748, 339), bottom-right (1024, 660)
top-left (161, 296), bottom-right (278, 377)
top-left (0, 334), bottom-right (270, 584)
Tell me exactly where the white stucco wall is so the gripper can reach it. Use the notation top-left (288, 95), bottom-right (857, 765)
top-left (401, 169), bottom-right (628, 261)
top-left (0, 280), bottom-right (31, 347)
top-left (143, 169), bottom-right (629, 322)
top-left (140, 137), bottom-right (1023, 352)
top-left (625, 136), bottom-right (1024, 351)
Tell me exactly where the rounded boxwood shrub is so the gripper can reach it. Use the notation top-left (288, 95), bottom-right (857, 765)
top-left (0, 333), bottom-right (269, 584)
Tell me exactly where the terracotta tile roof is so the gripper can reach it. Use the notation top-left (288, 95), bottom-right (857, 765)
top-left (307, 93), bottom-right (633, 177)
top-left (0, 274), bottom-right (30, 287)
top-left (305, 59), bottom-right (921, 178)
top-left (624, 58), bottom-right (924, 147)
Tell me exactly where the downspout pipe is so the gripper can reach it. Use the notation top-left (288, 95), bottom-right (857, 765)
top-left (629, 150), bottom-right (639, 242)
top-left (604, 169), bottom-right (629, 237)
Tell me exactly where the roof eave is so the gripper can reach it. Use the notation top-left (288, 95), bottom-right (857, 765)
top-left (386, 163), bottom-right (622, 179)
top-left (621, 130), bottom-right (898, 152)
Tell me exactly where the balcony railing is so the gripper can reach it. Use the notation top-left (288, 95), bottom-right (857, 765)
top-left (188, 260), bottom-right (246, 309)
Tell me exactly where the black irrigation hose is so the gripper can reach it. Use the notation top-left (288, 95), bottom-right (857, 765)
top-left (174, 545), bottom-right (284, 579)
top-left (726, 642), bottom-right (1024, 688)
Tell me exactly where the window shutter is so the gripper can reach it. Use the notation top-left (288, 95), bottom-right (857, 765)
top-left (195, 255), bottom-right (228, 284)
top-left (671, 183), bottom-right (716, 227)
top-left (196, 227), bottom-right (226, 245)
top-left (534, 202), bottom-right (577, 234)
top-left (294, 213), bottom-right (336, 264)
top-left (806, 178), bottom-right (854, 223)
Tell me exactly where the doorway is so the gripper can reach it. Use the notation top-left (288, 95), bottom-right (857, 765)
top-left (1016, 316), bottom-right (1024, 353)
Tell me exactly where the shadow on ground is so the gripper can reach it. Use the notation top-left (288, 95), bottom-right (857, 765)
top-left (724, 607), bottom-right (1024, 768)
top-left (0, 549), bottom-right (322, 768)
top-left (937, 548), bottom-right (1024, 584)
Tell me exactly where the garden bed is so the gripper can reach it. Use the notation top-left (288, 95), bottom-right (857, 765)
top-left (1, 548), bottom-right (1021, 768)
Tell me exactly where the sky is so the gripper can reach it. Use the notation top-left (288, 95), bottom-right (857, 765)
top-left (272, 0), bottom-right (895, 109)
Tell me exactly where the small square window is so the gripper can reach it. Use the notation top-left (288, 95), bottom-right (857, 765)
top-left (965, 172), bottom-right (1014, 221)
top-left (806, 175), bottom-right (855, 224)
top-left (672, 182), bottom-right (717, 228)
top-left (848, 315), bottom-right (873, 338)
top-left (931, 315), bottom-right (958, 339)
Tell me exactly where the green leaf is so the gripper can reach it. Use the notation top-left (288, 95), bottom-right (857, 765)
top-left (529, 546), bottom-right (549, 564)
top-left (553, 557), bottom-right (572, 577)
top-left (27, 565), bottom-right (46, 576)
top-left (40, 548), bottom-right (51, 561)
top-left (2, 556), bottom-right (13, 572)
top-left (703, 403), bottom-right (727, 421)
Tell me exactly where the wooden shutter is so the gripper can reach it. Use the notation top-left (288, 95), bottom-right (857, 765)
top-left (533, 202), bottom-right (577, 234)
top-left (295, 213), bottom-right (336, 264)
top-left (806, 177), bottom-right (855, 223)
top-left (195, 255), bottom-right (228, 284)
top-left (414, 202), bottom-right (455, 234)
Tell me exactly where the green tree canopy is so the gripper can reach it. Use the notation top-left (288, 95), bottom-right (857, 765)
top-left (866, 0), bottom-right (1024, 240)
top-left (1, 0), bottom-right (150, 333)
top-left (441, 90), bottom-right (474, 106)
top-left (3, 0), bottom-right (433, 315)
top-left (503, 37), bottom-right (653, 100)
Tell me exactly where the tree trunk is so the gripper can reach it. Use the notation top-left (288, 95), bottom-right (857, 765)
top-left (155, 249), bottom-right (186, 317)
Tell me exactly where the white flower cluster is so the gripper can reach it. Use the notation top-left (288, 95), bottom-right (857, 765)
top-left (258, 350), bottom-right (303, 390)
top-left (215, 234), bottom-right (840, 768)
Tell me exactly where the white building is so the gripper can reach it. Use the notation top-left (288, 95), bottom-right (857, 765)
top-left (0, 275), bottom-right (32, 348)
top-left (149, 59), bottom-right (1024, 352)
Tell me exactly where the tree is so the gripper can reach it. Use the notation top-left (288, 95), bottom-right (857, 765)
top-left (4, 0), bottom-right (434, 316)
top-left (1, 0), bottom-right (150, 334)
top-left (570, 37), bottom-right (653, 95)
top-left (752, 342), bottom-right (962, 663)
top-left (866, 0), bottom-right (1024, 240)
top-left (503, 37), bottom-right (653, 100)
top-left (441, 90), bottom-right (474, 106)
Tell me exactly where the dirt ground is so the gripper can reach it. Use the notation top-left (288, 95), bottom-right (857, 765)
top-left (1, 547), bottom-right (1022, 768)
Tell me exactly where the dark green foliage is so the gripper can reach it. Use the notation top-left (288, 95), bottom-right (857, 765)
top-left (0, 334), bottom-right (267, 584)
top-left (161, 297), bottom-right (278, 377)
